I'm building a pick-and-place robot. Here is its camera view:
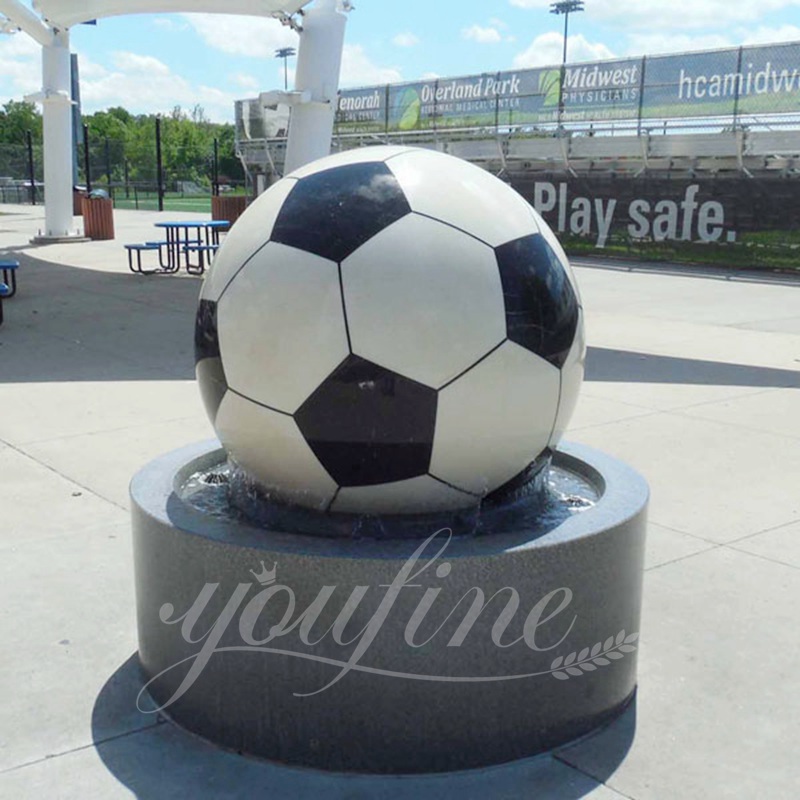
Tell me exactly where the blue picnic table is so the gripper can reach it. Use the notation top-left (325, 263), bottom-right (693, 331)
top-left (152, 220), bottom-right (229, 274)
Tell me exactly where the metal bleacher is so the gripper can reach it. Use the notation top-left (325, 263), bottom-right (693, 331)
top-left (236, 127), bottom-right (800, 184)
top-left (237, 108), bottom-right (800, 183)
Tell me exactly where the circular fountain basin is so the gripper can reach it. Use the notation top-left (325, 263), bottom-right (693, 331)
top-left (131, 439), bottom-right (648, 774)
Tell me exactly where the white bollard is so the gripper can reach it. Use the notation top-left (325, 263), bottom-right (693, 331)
top-left (41, 29), bottom-right (77, 239)
top-left (283, 0), bottom-right (348, 174)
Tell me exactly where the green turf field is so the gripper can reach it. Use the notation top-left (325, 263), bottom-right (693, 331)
top-left (563, 231), bottom-right (800, 272)
top-left (113, 193), bottom-right (214, 213)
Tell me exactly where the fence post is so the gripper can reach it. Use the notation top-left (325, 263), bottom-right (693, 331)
top-left (384, 84), bottom-right (390, 140)
top-left (637, 56), bottom-right (647, 137)
top-left (124, 159), bottom-right (130, 199)
top-left (26, 130), bottom-right (36, 205)
top-left (732, 46), bottom-right (744, 129)
top-left (155, 115), bottom-right (164, 212)
top-left (83, 123), bottom-right (92, 193)
top-left (104, 136), bottom-right (113, 199)
top-left (495, 72), bottom-right (501, 135)
top-left (213, 138), bottom-right (220, 197)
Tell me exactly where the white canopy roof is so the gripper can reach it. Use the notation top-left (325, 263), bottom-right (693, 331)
top-left (32, 0), bottom-right (311, 29)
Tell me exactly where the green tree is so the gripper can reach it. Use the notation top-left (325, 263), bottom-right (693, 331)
top-left (0, 101), bottom-right (43, 145)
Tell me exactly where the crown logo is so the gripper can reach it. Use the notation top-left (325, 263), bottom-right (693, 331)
top-left (250, 561), bottom-right (278, 586)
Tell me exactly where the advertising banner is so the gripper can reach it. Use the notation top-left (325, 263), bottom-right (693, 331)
top-left (338, 61), bottom-right (643, 133)
top-left (335, 42), bottom-right (800, 133)
top-left (643, 42), bottom-right (800, 118)
top-left (511, 175), bottom-right (800, 248)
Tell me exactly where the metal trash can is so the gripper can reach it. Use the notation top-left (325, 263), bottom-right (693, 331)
top-left (73, 187), bottom-right (87, 216)
top-left (82, 190), bottom-right (115, 240)
top-left (212, 195), bottom-right (249, 229)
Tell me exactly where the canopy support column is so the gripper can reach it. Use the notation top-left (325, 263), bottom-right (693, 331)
top-left (283, 0), bottom-right (347, 174)
top-left (36, 29), bottom-right (80, 240)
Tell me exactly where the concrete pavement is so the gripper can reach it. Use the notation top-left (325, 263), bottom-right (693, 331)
top-left (0, 203), bottom-right (798, 798)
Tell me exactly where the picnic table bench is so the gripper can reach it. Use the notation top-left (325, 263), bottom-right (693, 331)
top-left (0, 259), bottom-right (19, 326)
top-left (123, 221), bottom-right (227, 276)
top-left (0, 259), bottom-right (19, 297)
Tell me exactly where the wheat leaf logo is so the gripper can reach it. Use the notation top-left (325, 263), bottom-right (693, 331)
top-left (550, 631), bottom-right (639, 681)
top-left (539, 69), bottom-right (562, 107)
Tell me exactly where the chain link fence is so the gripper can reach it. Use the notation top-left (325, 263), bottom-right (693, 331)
top-left (0, 122), bottom-right (247, 212)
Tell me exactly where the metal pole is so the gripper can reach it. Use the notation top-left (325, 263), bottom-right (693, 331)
top-left (155, 115), bottom-right (164, 212)
top-left (732, 46), bottom-right (744, 130)
top-left (384, 84), bottom-right (390, 139)
top-left (104, 136), bottom-right (112, 198)
top-left (557, 12), bottom-right (569, 128)
top-left (26, 130), bottom-right (36, 205)
top-left (637, 56), bottom-right (647, 137)
top-left (213, 137), bottom-right (220, 197)
top-left (83, 123), bottom-right (91, 194)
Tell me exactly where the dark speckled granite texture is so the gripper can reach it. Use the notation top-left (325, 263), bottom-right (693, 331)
top-left (131, 440), bottom-right (648, 774)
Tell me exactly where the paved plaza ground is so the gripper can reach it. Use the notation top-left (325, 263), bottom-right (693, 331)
top-left (0, 203), bottom-right (798, 798)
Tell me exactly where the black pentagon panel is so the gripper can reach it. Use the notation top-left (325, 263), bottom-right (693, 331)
top-left (195, 299), bottom-right (221, 363)
top-left (271, 163), bottom-right (412, 263)
top-left (495, 234), bottom-right (579, 369)
top-left (295, 356), bottom-right (437, 488)
top-left (195, 300), bottom-right (228, 422)
top-left (196, 357), bottom-right (228, 423)
top-left (482, 450), bottom-right (553, 508)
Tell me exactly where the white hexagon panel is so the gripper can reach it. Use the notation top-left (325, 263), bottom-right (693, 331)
top-left (387, 148), bottom-right (539, 247)
top-left (217, 242), bottom-right (349, 415)
top-left (430, 341), bottom-right (561, 497)
top-left (200, 178), bottom-right (297, 303)
top-left (215, 392), bottom-right (338, 511)
top-left (342, 213), bottom-right (506, 390)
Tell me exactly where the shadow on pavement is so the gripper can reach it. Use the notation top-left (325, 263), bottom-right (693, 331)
top-left (91, 654), bottom-right (636, 799)
top-left (586, 348), bottom-right (800, 388)
top-left (8, 254), bottom-right (791, 393)
top-left (0, 253), bottom-right (200, 383)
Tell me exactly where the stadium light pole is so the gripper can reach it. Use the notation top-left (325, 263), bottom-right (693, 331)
top-left (550, 0), bottom-right (584, 127)
top-left (275, 46), bottom-right (297, 91)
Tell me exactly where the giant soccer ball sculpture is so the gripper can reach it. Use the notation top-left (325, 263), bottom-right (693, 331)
top-left (195, 146), bottom-right (585, 515)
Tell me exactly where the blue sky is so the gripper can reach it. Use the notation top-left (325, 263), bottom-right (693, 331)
top-left (2, 0), bottom-right (800, 122)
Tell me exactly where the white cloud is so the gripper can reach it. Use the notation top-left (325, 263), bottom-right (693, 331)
top-left (0, 32), bottom-right (41, 59)
top-left (183, 13), bottom-right (297, 58)
top-left (625, 33), bottom-right (732, 56)
top-left (0, 33), bottom-right (41, 101)
top-left (152, 17), bottom-right (189, 33)
top-left (231, 72), bottom-right (260, 90)
top-left (624, 24), bottom-right (800, 56)
top-left (514, 32), bottom-right (615, 68)
top-left (340, 44), bottom-right (402, 86)
top-left (76, 57), bottom-right (109, 82)
top-left (112, 52), bottom-right (171, 77)
top-left (74, 51), bottom-right (238, 122)
top-left (509, 0), bottom-right (800, 31)
top-left (392, 32), bottom-right (420, 47)
top-left (742, 24), bottom-right (800, 44)
top-left (421, 71), bottom-right (441, 80)
top-left (462, 25), bottom-right (503, 44)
